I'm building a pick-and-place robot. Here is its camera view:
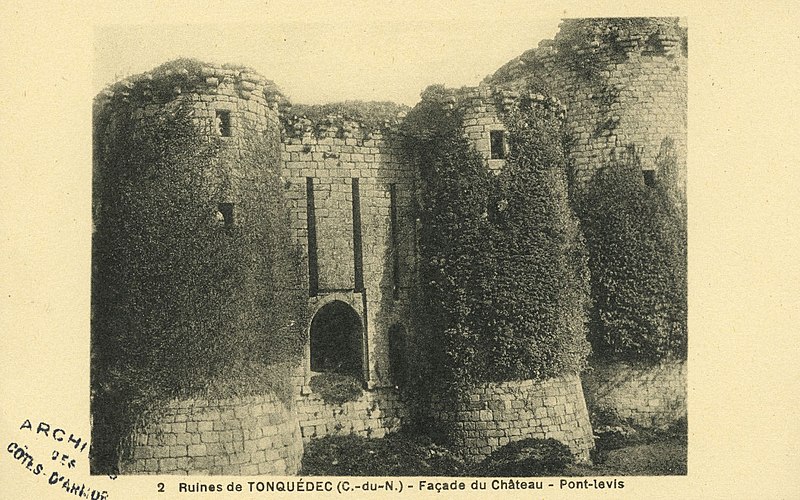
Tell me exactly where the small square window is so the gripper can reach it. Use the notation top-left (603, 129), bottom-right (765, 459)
top-left (216, 110), bottom-right (231, 137)
top-left (217, 202), bottom-right (234, 227)
top-left (490, 130), bottom-right (506, 160)
top-left (643, 169), bottom-right (656, 187)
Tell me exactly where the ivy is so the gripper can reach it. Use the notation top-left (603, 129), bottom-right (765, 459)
top-left (577, 144), bottom-right (687, 364)
top-left (282, 101), bottom-right (409, 138)
top-left (401, 85), bottom-right (590, 394)
top-left (91, 88), bottom-right (306, 472)
top-left (100, 58), bottom-right (285, 109)
top-left (553, 18), bottom-right (673, 80)
top-left (309, 373), bottom-right (364, 405)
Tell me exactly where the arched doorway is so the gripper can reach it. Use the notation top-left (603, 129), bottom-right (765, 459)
top-left (309, 301), bottom-right (363, 378)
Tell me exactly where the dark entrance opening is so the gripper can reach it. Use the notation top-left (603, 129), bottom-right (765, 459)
top-left (388, 324), bottom-right (408, 387)
top-left (490, 130), bottom-right (506, 159)
top-left (310, 301), bottom-right (363, 378)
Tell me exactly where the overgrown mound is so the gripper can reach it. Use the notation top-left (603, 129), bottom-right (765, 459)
top-left (588, 406), bottom-right (687, 471)
top-left (301, 433), bottom-right (465, 476)
top-left (470, 438), bottom-right (574, 476)
top-left (309, 373), bottom-right (364, 405)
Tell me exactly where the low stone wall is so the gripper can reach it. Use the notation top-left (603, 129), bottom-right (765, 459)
top-left (119, 394), bottom-right (303, 475)
top-left (431, 374), bottom-right (594, 464)
top-left (582, 360), bottom-right (687, 427)
top-left (295, 385), bottom-right (407, 441)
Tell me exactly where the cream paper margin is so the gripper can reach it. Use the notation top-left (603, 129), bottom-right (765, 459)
top-left (1, 1), bottom-right (798, 499)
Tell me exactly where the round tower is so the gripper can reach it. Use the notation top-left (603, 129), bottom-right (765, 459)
top-left (485, 18), bottom-right (689, 432)
top-left (94, 59), bottom-right (285, 218)
top-left (91, 60), bottom-right (306, 475)
top-left (486, 17), bottom-right (687, 193)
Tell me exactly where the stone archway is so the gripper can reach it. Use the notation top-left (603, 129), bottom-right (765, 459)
top-left (309, 300), bottom-right (363, 378)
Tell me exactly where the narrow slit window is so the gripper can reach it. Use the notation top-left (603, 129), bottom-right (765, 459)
top-left (490, 130), bottom-right (506, 159)
top-left (217, 202), bottom-right (234, 227)
top-left (388, 324), bottom-right (408, 387)
top-left (643, 169), bottom-right (656, 187)
top-left (306, 178), bottom-right (319, 296)
top-left (216, 110), bottom-right (231, 137)
top-left (389, 183), bottom-right (400, 300)
top-left (352, 178), bottom-right (364, 292)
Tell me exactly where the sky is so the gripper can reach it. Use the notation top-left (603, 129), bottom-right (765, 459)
top-left (93, 19), bottom-right (561, 106)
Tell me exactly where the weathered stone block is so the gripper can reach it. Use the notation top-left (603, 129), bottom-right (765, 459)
top-left (188, 443), bottom-right (207, 456)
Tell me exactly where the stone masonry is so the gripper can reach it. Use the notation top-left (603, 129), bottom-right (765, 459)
top-left (98, 17), bottom-right (686, 475)
top-left (279, 117), bottom-right (416, 388)
top-left (119, 394), bottom-right (303, 475)
top-left (582, 360), bottom-right (687, 428)
top-left (294, 385), bottom-right (407, 442)
top-left (431, 374), bottom-right (594, 464)
top-left (485, 18), bottom-right (687, 192)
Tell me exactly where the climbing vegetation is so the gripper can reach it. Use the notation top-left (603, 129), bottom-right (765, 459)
top-left (401, 85), bottom-right (591, 393)
top-left (577, 141), bottom-right (687, 363)
top-left (91, 87), bottom-right (306, 472)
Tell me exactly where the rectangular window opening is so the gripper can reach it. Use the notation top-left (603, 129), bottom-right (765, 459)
top-left (216, 110), bottom-right (231, 137)
top-left (490, 130), bottom-right (506, 160)
top-left (643, 169), bottom-right (656, 187)
top-left (217, 202), bottom-right (234, 227)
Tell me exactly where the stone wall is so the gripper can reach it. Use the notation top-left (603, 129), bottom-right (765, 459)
top-left (277, 115), bottom-right (415, 450)
top-left (456, 86), bottom-right (509, 173)
top-left (558, 31), bottom-right (687, 190)
top-left (101, 18), bottom-right (689, 472)
top-left (119, 394), bottom-right (303, 475)
top-left (485, 18), bottom-right (687, 192)
top-left (181, 65), bottom-right (283, 212)
top-left (280, 116), bottom-right (417, 388)
top-left (93, 61), bottom-right (284, 232)
top-left (294, 382), bottom-right (408, 442)
top-left (430, 374), bottom-right (594, 464)
top-left (582, 360), bottom-right (687, 428)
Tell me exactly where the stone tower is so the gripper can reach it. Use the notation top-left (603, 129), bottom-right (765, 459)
top-left (93, 17), bottom-right (687, 475)
top-left (486, 17), bottom-right (687, 192)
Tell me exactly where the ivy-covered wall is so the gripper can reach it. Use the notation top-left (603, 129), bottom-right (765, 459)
top-left (577, 144), bottom-right (687, 364)
top-left (94, 16), bottom-right (688, 474)
top-left (91, 60), bottom-right (307, 474)
top-left (398, 85), bottom-right (595, 461)
top-left (485, 18), bottom-right (687, 427)
top-left (485, 17), bottom-right (687, 193)
top-left (402, 84), bottom-right (590, 391)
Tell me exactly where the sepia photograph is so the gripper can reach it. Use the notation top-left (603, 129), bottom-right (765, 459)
top-left (91, 17), bottom-right (687, 479)
top-left (3, 2), bottom-right (799, 499)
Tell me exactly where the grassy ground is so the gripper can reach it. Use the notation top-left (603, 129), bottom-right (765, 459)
top-left (568, 439), bottom-right (687, 476)
top-left (301, 424), bottom-right (687, 477)
top-left (300, 431), bottom-right (467, 476)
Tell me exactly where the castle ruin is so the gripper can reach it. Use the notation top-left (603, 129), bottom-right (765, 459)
top-left (93, 18), bottom-right (687, 475)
